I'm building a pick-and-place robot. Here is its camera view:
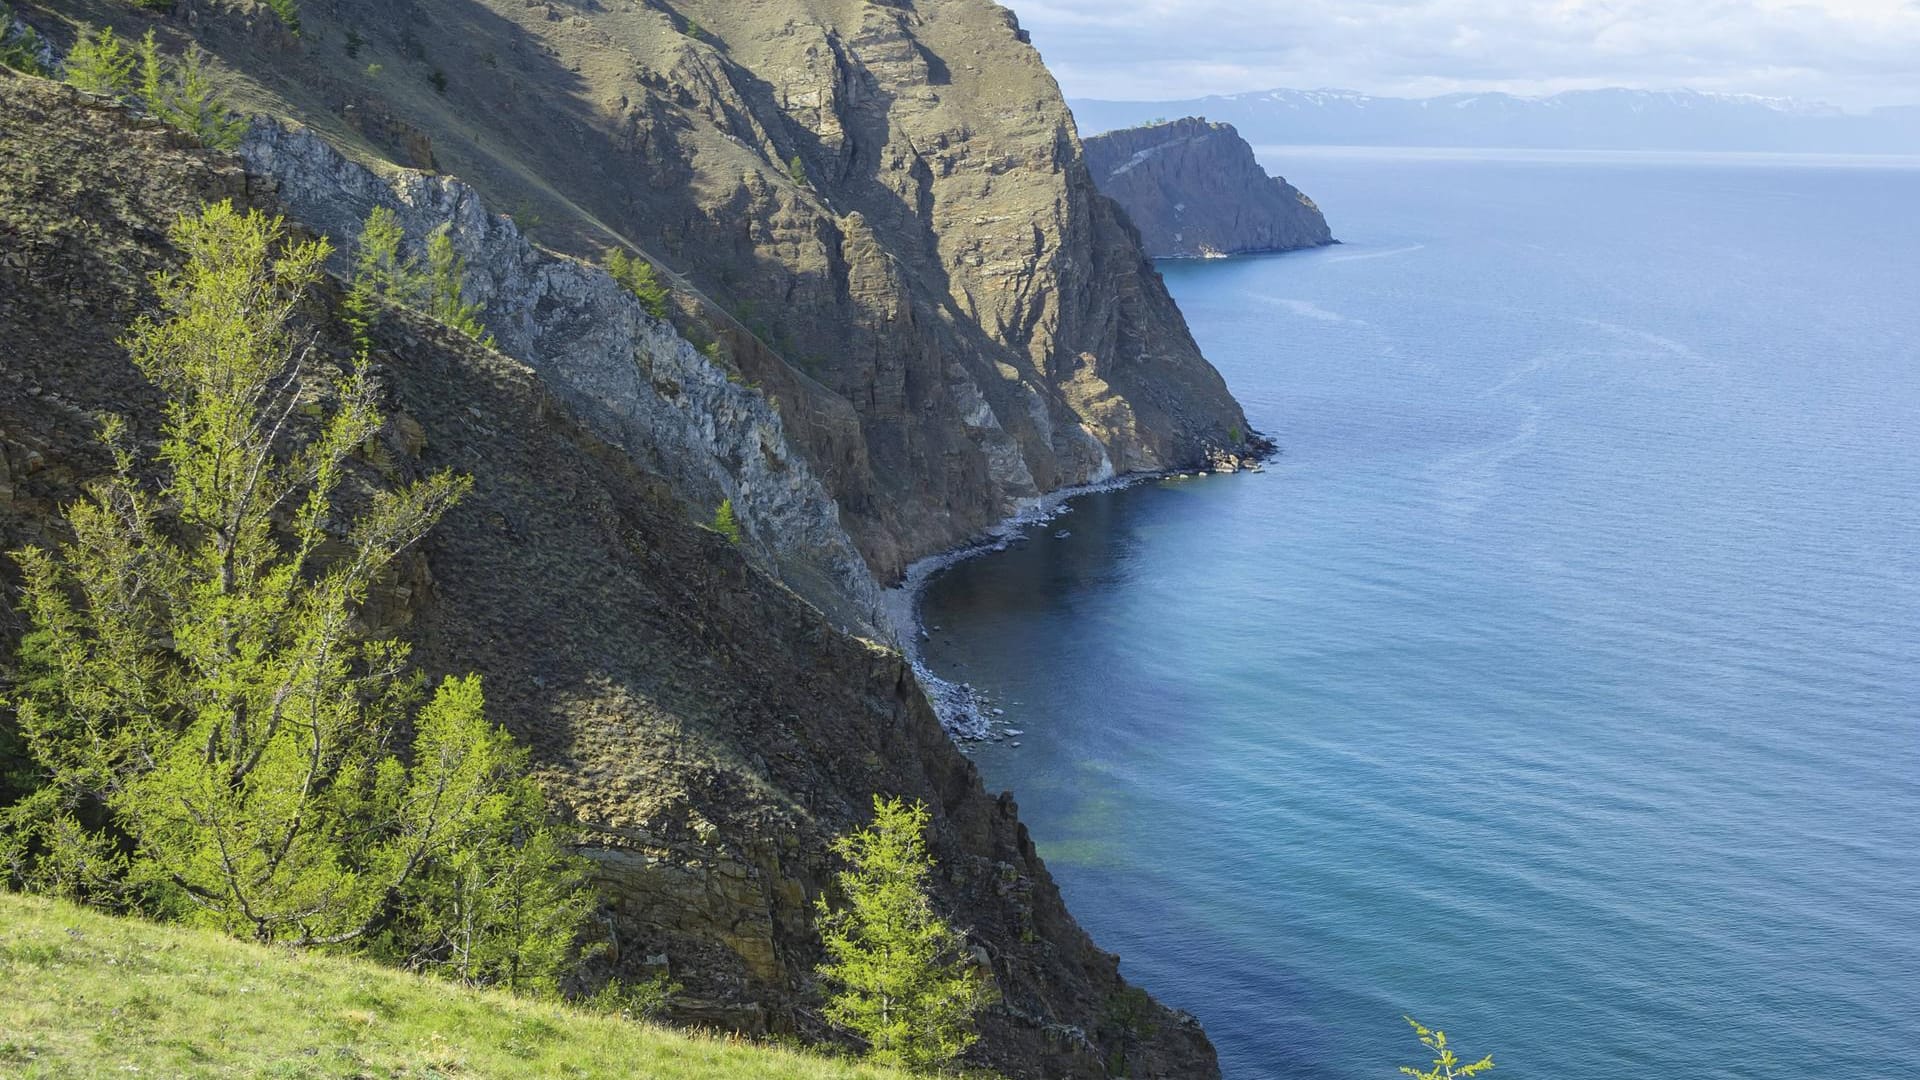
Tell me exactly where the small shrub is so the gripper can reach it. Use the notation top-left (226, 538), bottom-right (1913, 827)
top-left (583, 974), bottom-right (682, 1023)
top-left (428, 68), bottom-right (447, 94)
top-left (63, 24), bottom-right (136, 98)
top-left (365, 62), bottom-right (383, 79)
top-left (711, 499), bottom-right (742, 545)
top-left (682, 18), bottom-right (704, 41)
top-left (787, 153), bottom-right (806, 186)
top-left (344, 27), bottom-right (363, 58)
top-left (606, 248), bottom-right (669, 319)
top-left (264, 0), bottom-right (301, 35)
top-left (0, 5), bottom-right (47, 76)
top-left (1398, 1016), bottom-right (1494, 1080)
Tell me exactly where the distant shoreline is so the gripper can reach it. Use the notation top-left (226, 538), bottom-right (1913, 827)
top-left (1248, 143), bottom-right (1920, 168)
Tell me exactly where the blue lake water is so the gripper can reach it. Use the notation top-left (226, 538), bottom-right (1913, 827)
top-left (917, 148), bottom-right (1920, 1077)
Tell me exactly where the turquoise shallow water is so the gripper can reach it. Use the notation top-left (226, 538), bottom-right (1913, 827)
top-left (918, 149), bottom-right (1920, 1078)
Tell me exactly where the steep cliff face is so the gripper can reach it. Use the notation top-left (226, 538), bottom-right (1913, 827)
top-left (239, 120), bottom-right (888, 639)
top-left (0, 72), bottom-right (1218, 1078)
top-left (1082, 118), bottom-right (1334, 258)
top-left (21, 0), bottom-right (1252, 585)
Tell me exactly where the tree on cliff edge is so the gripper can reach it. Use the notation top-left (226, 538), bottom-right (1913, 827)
top-left (817, 795), bottom-right (997, 1071)
top-left (0, 201), bottom-right (588, 992)
top-left (1399, 1016), bottom-right (1494, 1079)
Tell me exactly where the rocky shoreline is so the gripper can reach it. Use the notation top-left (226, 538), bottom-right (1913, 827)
top-left (887, 431), bottom-right (1278, 741)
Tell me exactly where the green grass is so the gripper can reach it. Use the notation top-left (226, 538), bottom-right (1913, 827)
top-left (0, 892), bottom-right (907, 1079)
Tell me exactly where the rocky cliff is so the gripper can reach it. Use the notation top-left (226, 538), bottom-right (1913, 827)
top-left (238, 118), bottom-right (889, 640)
top-left (0, 71), bottom-right (1217, 1078)
top-left (1082, 118), bottom-right (1333, 258)
top-left (20, 0), bottom-right (1255, 591)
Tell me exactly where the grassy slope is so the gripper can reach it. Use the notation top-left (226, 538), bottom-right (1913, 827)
top-left (0, 893), bottom-right (904, 1079)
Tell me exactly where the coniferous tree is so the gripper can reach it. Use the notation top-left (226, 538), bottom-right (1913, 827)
top-left (63, 25), bottom-right (136, 98)
top-left (711, 498), bottom-right (742, 545)
top-left (135, 34), bottom-right (244, 150)
top-left (265, 0), bottom-right (302, 36)
top-left (345, 204), bottom-right (416, 351)
top-left (136, 29), bottom-right (164, 114)
top-left (606, 248), bottom-right (669, 319)
top-left (816, 795), bottom-right (995, 1071)
top-left (346, 210), bottom-right (492, 350)
top-left (424, 225), bottom-right (492, 346)
top-left (2, 202), bottom-right (588, 988)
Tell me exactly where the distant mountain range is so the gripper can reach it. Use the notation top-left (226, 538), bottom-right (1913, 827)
top-left (1070, 88), bottom-right (1920, 154)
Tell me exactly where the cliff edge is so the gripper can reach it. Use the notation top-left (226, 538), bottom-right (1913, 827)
top-left (1082, 118), bottom-right (1334, 258)
top-left (18, 0), bottom-right (1256, 588)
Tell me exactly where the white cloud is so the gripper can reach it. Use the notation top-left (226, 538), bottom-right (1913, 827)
top-left (1013, 0), bottom-right (1920, 108)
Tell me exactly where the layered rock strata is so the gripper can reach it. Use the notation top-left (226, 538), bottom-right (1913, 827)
top-left (241, 120), bottom-right (888, 639)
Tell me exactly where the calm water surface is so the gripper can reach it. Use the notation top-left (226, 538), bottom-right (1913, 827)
top-left (918, 148), bottom-right (1920, 1078)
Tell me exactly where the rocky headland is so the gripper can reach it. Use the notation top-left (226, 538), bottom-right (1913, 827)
top-left (1082, 117), bottom-right (1334, 258)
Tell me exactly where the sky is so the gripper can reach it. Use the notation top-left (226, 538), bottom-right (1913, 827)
top-left (1014, 0), bottom-right (1920, 109)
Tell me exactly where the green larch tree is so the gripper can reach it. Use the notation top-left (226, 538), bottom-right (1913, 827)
top-left (345, 208), bottom-right (491, 348)
top-left (348, 204), bottom-right (418, 333)
top-left (63, 24), bottom-right (136, 98)
top-left (424, 225), bottom-right (492, 346)
top-left (816, 795), bottom-right (996, 1072)
top-left (606, 247), bottom-right (669, 319)
top-left (0, 4), bottom-right (47, 75)
top-left (136, 34), bottom-right (244, 150)
top-left (1, 202), bottom-right (588, 990)
top-left (711, 498), bottom-right (742, 545)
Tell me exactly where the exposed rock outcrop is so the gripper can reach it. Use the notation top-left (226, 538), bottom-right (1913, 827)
top-left (1083, 118), bottom-right (1334, 258)
top-left (241, 120), bottom-right (889, 640)
top-left (19, 0), bottom-right (1253, 587)
top-left (0, 71), bottom-right (1219, 1079)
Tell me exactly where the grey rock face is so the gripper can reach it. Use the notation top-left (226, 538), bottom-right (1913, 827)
top-left (242, 122), bottom-right (891, 640)
top-left (1083, 118), bottom-right (1334, 258)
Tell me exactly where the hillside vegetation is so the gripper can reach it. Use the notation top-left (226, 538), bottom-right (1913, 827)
top-left (0, 892), bottom-right (910, 1079)
top-left (0, 66), bottom-right (1215, 1078)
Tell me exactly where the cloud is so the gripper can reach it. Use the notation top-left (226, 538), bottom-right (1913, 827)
top-left (1014, 0), bottom-right (1920, 108)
